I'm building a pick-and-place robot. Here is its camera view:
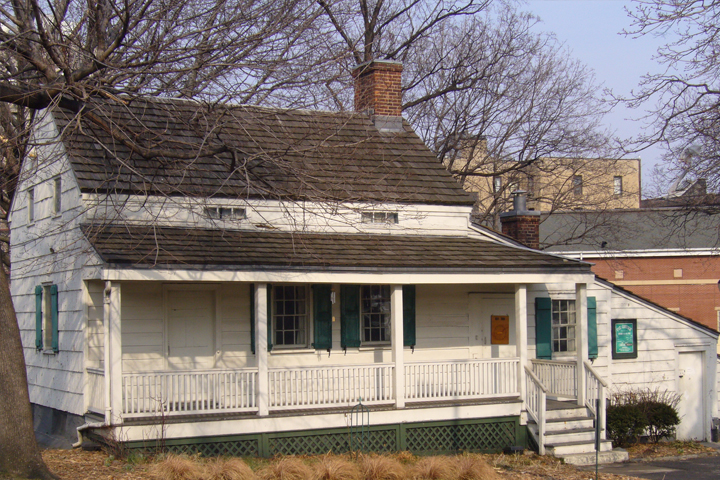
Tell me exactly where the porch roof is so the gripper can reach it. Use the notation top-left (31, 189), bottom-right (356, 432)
top-left (82, 223), bottom-right (591, 274)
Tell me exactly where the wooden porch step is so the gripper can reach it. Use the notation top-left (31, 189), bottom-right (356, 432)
top-left (533, 416), bottom-right (594, 431)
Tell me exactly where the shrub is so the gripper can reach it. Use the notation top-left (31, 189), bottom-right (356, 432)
top-left (606, 404), bottom-right (648, 447)
top-left (258, 457), bottom-right (312, 480)
top-left (148, 454), bottom-right (204, 480)
top-left (408, 456), bottom-right (456, 480)
top-left (644, 401), bottom-right (680, 444)
top-left (359, 454), bottom-right (405, 480)
top-left (205, 457), bottom-right (256, 480)
top-left (455, 455), bottom-right (499, 480)
top-left (312, 455), bottom-right (362, 480)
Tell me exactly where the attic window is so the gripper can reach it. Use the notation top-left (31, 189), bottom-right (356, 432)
top-left (361, 211), bottom-right (398, 224)
top-left (204, 206), bottom-right (246, 220)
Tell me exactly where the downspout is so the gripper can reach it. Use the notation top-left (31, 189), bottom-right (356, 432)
top-left (72, 281), bottom-right (113, 448)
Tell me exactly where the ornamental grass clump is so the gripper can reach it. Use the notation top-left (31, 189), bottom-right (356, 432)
top-left (456, 454), bottom-right (500, 480)
top-left (312, 454), bottom-right (362, 480)
top-left (359, 454), bottom-right (406, 480)
top-left (258, 456), bottom-right (312, 480)
top-left (148, 454), bottom-right (204, 480)
top-left (408, 456), bottom-right (457, 480)
top-left (205, 457), bottom-right (256, 480)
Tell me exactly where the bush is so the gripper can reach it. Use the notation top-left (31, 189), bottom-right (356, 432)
top-left (644, 401), bottom-right (680, 444)
top-left (606, 404), bottom-right (648, 447)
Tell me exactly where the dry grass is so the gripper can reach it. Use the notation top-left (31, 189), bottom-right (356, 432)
top-left (205, 457), bottom-right (256, 480)
top-left (312, 454), bottom-right (362, 480)
top-left (456, 455), bottom-right (500, 480)
top-left (407, 456), bottom-right (456, 480)
top-left (148, 454), bottom-right (204, 480)
top-left (257, 457), bottom-right (313, 480)
top-left (359, 454), bottom-right (406, 480)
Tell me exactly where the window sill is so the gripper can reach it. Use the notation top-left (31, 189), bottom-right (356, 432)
top-left (270, 348), bottom-right (315, 355)
top-left (359, 345), bottom-right (392, 351)
top-left (42, 349), bottom-right (57, 356)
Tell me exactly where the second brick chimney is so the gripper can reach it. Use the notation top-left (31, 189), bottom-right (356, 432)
top-left (353, 60), bottom-right (403, 117)
top-left (500, 191), bottom-right (541, 249)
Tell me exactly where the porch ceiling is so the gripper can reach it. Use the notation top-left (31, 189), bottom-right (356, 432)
top-left (83, 223), bottom-right (591, 276)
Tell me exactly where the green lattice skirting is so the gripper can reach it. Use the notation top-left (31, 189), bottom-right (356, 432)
top-left (116, 416), bottom-right (526, 457)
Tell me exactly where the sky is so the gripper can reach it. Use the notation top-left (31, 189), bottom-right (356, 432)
top-left (524, 0), bottom-right (673, 193)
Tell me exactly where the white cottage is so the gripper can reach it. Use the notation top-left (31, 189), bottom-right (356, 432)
top-left (10, 61), bottom-right (718, 463)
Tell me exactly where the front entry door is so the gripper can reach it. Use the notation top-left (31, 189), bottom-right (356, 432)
top-left (167, 290), bottom-right (215, 370)
top-left (676, 351), bottom-right (705, 440)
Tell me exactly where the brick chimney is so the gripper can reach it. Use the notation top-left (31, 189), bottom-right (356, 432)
top-left (500, 191), bottom-right (541, 249)
top-left (353, 60), bottom-right (403, 128)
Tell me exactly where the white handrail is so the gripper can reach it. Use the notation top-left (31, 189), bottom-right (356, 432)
top-left (525, 366), bottom-right (547, 455)
top-left (584, 360), bottom-right (607, 441)
top-left (531, 359), bottom-right (577, 399)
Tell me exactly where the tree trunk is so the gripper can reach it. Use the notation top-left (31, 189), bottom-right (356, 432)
top-left (0, 258), bottom-right (58, 479)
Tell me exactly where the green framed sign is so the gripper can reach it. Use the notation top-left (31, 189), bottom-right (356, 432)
top-left (612, 319), bottom-right (638, 359)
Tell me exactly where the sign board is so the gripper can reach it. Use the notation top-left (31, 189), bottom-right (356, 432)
top-left (491, 315), bottom-right (510, 345)
top-left (611, 319), bottom-right (638, 359)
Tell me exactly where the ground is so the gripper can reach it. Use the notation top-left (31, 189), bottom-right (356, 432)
top-left (32, 442), bottom-right (718, 480)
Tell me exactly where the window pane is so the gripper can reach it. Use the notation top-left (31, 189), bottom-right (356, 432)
top-left (361, 285), bottom-right (391, 344)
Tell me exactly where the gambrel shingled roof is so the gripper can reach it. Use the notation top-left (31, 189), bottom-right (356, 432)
top-left (51, 97), bottom-right (475, 206)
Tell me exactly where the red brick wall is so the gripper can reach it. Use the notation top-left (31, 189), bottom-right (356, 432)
top-left (590, 255), bottom-right (720, 331)
top-left (501, 216), bottom-right (540, 250)
top-left (353, 61), bottom-right (403, 116)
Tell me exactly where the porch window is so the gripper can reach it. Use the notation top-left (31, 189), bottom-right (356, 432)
top-left (361, 285), bottom-right (391, 343)
top-left (35, 284), bottom-right (59, 353)
top-left (272, 285), bottom-right (308, 347)
top-left (552, 299), bottom-right (576, 353)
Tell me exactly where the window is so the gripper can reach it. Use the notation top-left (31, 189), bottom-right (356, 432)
top-left (204, 206), bottom-right (246, 220)
top-left (35, 284), bottom-right (59, 353)
top-left (361, 211), bottom-right (398, 224)
top-left (53, 177), bottom-right (62, 215)
top-left (527, 176), bottom-right (535, 195)
top-left (493, 176), bottom-right (502, 193)
top-left (272, 285), bottom-right (307, 347)
top-left (613, 176), bottom-right (623, 195)
top-left (27, 187), bottom-right (35, 223)
top-left (361, 285), bottom-right (391, 343)
top-left (552, 299), bottom-right (576, 353)
top-left (572, 176), bottom-right (583, 196)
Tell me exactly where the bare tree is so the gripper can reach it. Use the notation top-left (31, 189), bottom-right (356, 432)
top-left (625, 0), bottom-right (720, 195)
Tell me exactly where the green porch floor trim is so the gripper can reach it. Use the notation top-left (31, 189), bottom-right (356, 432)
top-left (117, 416), bottom-right (523, 457)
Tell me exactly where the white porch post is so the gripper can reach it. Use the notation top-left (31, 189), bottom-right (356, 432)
top-left (576, 283), bottom-right (588, 406)
top-left (256, 283), bottom-right (269, 416)
top-left (106, 281), bottom-right (123, 425)
top-left (515, 284), bottom-right (527, 401)
top-left (391, 285), bottom-right (405, 409)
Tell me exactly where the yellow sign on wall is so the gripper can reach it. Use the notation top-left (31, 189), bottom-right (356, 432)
top-left (491, 315), bottom-right (509, 345)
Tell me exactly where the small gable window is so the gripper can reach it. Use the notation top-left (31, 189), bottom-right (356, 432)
top-left (27, 187), bottom-right (35, 223)
top-left (613, 176), bottom-right (623, 195)
top-left (573, 175), bottom-right (583, 196)
top-left (361, 211), bottom-right (398, 224)
top-left (35, 284), bottom-right (59, 353)
top-left (53, 177), bottom-right (62, 215)
top-left (204, 206), bottom-right (246, 220)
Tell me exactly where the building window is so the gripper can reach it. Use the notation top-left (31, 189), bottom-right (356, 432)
top-left (272, 285), bottom-right (307, 347)
top-left (35, 284), bottom-right (59, 353)
top-left (204, 206), bottom-right (246, 220)
top-left (572, 175), bottom-right (583, 196)
top-left (493, 176), bottom-right (502, 193)
top-left (552, 299), bottom-right (576, 353)
top-left (613, 176), bottom-right (623, 195)
top-left (361, 285), bottom-right (391, 343)
top-left (53, 177), bottom-right (62, 215)
top-left (27, 187), bottom-right (35, 223)
top-left (527, 176), bottom-right (535, 195)
top-left (361, 211), bottom-right (398, 224)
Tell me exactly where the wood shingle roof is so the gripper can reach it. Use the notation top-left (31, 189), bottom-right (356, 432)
top-left (82, 224), bottom-right (590, 273)
top-left (52, 97), bottom-right (475, 206)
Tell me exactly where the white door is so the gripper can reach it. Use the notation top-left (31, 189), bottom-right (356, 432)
top-left (677, 351), bottom-right (705, 440)
top-left (468, 294), bottom-right (515, 359)
top-left (167, 290), bottom-right (215, 370)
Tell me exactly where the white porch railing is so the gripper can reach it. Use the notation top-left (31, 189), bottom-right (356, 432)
top-left (525, 366), bottom-right (547, 455)
top-left (584, 360), bottom-right (608, 440)
top-left (86, 367), bottom-right (105, 414)
top-left (531, 359), bottom-right (577, 399)
top-left (122, 369), bottom-right (258, 417)
top-left (405, 358), bottom-right (519, 401)
top-left (268, 364), bottom-right (394, 409)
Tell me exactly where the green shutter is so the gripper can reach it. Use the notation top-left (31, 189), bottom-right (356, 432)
top-left (340, 285), bottom-right (361, 349)
top-left (35, 285), bottom-right (42, 350)
top-left (402, 285), bottom-right (416, 347)
top-left (50, 284), bottom-right (59, 353)
top-left (267, 285), bottom-right (273, 352)
top-left (249, 284), bottom-right (255, 354)
top-left (535, 297), bottom-right (552, 360)
top-left (587, 296), bottom-right (598, 359)
top-left (313, 284), bottom-right (333, 351)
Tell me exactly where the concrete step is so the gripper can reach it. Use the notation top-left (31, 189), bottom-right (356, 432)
top-left (560, 449), bottom-right (629, 466)
top-left (546, 439), bottom-right (613, 456)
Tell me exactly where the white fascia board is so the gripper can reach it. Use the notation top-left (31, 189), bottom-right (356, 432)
top-left (102, 268), bottom-right (595, 285)
top-left (557, 248), bottom-right (717, 259)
